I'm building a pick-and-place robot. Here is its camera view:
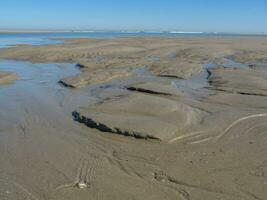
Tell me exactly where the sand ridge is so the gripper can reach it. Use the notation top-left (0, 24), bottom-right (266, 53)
top-left (0, 71), bottom-right (17, 85)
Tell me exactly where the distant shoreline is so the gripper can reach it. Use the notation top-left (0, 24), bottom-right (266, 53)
top-left (0, 30), bottom-right (266, 36)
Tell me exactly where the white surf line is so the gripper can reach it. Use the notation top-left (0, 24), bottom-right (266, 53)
top-left (216, 113), bottom-right (267, 142)
top-left (168, 131), bottom-right (205, 144)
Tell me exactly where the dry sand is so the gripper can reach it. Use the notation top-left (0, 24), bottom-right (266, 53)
top-left (0, 37), bottom-right (267, 200)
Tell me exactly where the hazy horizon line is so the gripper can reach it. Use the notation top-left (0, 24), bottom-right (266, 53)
top-left (0, 29), bottom-right (266, 35)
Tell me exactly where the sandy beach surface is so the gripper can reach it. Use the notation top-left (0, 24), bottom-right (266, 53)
top-left (0, 71), bottom-right (17, 85)
top-left (1, 37), bottom-right (267, 200)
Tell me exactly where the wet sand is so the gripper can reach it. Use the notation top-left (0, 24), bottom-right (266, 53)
top-left (0, 71), bottom-right (17, 85)
top-left (0, 37), bottom-right (267, 200)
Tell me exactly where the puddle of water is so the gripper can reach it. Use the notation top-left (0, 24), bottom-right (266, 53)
top-left (170, 57), bottom-right (252, 97)
top-left (0, 36), bottom-right (62, 48)
top-left (248, 61), bottom-right (267, 70)
top-left (0, 60), bottom-right (97, 119)
top-left (171, 64), bottom-right (211, 95)
top-left (146, 56), bottom-right (161, 62)
top-left (221, 58), bottom-right (248, 69)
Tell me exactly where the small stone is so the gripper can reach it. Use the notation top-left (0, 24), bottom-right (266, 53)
top-left (77, 182), bottom-right (88, 189)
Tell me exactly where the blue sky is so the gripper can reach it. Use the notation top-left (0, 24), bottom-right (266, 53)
top-left (0, 0), bottom-right (267, 33)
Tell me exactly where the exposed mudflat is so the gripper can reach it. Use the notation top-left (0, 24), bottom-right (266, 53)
top-left (208, 66), bottom-right (267, 96)
top-left (1, 37), bottom-right (267, 200)
top-left (59, 67), bottom-right (132, 88)
top-left (127, 81), bottom-right (183, 96)
top-left (0, 71), bottom-right (17, 85)
top-left (73, 93), bottom-right (205, 141)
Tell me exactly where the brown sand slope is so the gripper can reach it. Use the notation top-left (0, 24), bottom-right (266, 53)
top-left (73, 93), bottom-right (205, 141)
top-left (208, 67), bottom-right (267, 96)
top-left (59, 68), bottom-right (132, 88)
top-left (0, 71), bottom-right (17, 85)
top-left (127, 81), bottom-right (183, 96)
